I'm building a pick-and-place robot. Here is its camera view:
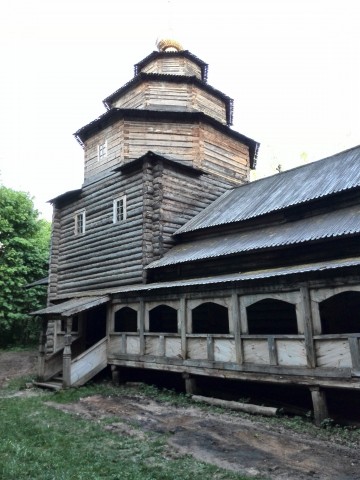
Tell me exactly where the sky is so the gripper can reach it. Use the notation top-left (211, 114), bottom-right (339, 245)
top-left (0, 0), bottom-right (359, 220)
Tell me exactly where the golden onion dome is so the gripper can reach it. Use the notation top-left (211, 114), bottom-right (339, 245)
top-left (156, 38), bottom-right (183, 52)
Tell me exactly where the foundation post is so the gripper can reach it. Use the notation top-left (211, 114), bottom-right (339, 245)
top-left (310, 386), bottom-right (329, 426)
top-left (183, 373), bottom-right (197, 395)
top-left (111, 365), bottom-right (124, 385)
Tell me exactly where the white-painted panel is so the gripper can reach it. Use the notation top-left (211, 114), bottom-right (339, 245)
top-left (187, 338), bottom-right (207, 360)
top-left (316, 340), bottom-right (352, 368)
top-left (127, 336), bottom-right (140, 355)
top-left (214, 339), bottom-right (235, 362)
top-left (277, 340), bottom-right (307, 366)
top-left (243, 340), bottom-right (269, 365)
top-left (145, 337), bottom-right (159, 356)
top-left (165, 337), bottom-right (182, 358)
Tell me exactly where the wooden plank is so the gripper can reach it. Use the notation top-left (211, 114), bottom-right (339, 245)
top-left (276, 340), bottom-right (307, 367)
top-left (213, 339), bottom-right (236, 363)
top-left (268, 337), bottom-right (278, 366)
top-left (187, 338), bottom-right (207, 360)
top-left (243, 340), bottom-right (269, 365)
top-left (349, 337), bottom-right (360, 374)
top-left (315, 339), bottom-right (352, 368)
top-left (165, 337), bottom-right (182, 358)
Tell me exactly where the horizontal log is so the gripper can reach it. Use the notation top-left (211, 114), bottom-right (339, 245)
top-left (191, 395), bottom-right (278, 417)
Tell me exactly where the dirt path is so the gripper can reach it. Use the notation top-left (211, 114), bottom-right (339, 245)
top-left (1, 351), bottom-right (359, 479)
top-left (47, 393), bottom-right (360, 480)
top-left (0, 350), bottom-right (37, 387)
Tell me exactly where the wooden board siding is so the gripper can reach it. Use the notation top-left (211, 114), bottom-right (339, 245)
top-left (243, 340), bottom-right (269, 364)
top-left (202, 124), bottom-right (250, 183)
top-left (84, 121), bottom-right (124, 181)
top-left (140, 57), bottom-right (202, 79)
top-left (276, 339), bottom-right (307, 366)
top-left (49, 171), bottom-right (144, 298)
top-left (315, 339), bottom-right (352, 368)
top-left (83, 117), bottom-right (250, 185)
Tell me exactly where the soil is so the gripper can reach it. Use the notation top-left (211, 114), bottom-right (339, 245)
top-left (1, 351), bottom-right (360, 480)
top-left (0, 350), bottom-right (37, 387)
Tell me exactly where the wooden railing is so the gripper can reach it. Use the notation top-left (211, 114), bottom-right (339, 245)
top-left (108, 331), bottom-right (360, 375)
top-left (69, 337), bottom-right (107, 387)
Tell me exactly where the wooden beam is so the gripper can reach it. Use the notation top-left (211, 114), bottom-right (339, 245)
top-left (310, 386), bottom-right (329, 426)
top-left (300, 287), bottom-right (316, 368)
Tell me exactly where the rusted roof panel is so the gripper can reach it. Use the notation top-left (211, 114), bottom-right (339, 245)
top-left (110, 258), bottom-right (360, 294)
top-left (177, 146), bottom-right (360, 234)
top-left (149, 205), bottom-right (360, 268)
top-left (32, 296), bottom-right (109, 317)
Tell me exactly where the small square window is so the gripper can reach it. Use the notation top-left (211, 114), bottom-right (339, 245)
top-left (98, 141), bottom-right (107, 161)
top-left (113, 196), bottom-right (127, 223)
top-left (74, 210), bottom-right (86, 235)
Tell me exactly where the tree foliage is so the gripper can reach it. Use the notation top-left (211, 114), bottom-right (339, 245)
top-left (0, 186), bottom-right (51, 346)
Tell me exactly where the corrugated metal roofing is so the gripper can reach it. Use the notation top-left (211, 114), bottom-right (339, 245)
top-left (110, 258), bottom-right (360, 294)
top-left (32, 296), bottom-right (109, 317)
top-left (176, 145), bottom-right (360, 234)
top-left (148, 204), bottom-right (360, 269)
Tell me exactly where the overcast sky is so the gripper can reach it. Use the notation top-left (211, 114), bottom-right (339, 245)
top-left (1, 0), bottom-right (359, 220)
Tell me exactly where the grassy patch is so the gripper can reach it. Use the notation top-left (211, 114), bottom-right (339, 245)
top-left (0, 388), bottom-right (254, 480)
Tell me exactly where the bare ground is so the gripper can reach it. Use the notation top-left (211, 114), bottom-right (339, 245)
top-left (1, 350), bottom-right (360, 480)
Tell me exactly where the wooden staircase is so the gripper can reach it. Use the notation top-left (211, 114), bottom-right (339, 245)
top-left (34, 337), bottom-right (107, 390)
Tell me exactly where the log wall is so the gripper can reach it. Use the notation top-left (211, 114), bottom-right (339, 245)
top-left (83, 118), bottom-right (250, 185)
top-left (111, 81), bottom-right (227, 125)
top-left (140, 57), bottom-right (202, 78)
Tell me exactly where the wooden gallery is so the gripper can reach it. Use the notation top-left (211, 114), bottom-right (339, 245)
top-left (33, 41), bottom-right (360, 425)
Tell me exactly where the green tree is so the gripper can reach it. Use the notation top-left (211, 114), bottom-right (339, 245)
top-left (0, 186), bottom-right (51, 346)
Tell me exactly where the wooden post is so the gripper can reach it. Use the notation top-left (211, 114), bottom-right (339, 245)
top-left (310, 386), bottom-right (329, 426)
top-left (139, 300), bottom-right (145, 356)
top-left (179, 297), bottom-right (187, 360)
top-left (62, 317), bottom-right (73, 388)
top-left (268, 337), bottom-right (278, 365)
top-left (207, 335), bottom-right (214, 361)
top-left (111, 365), bottom-right (125, 385)
top-left (38, 317), bottom-right (48, 381)
top-left (231, 292), bottom-right (243, 364)
top-left (183, 373), bottom-right (197, 395)
top-left (300, 287), bottom-right (316, 368)
top-left (349, 337), bottom-right (360, 375)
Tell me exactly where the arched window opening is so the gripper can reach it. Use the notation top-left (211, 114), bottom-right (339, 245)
top-left (192, 302), bottom-right (229, 334)
top-left (149, 305), bottom-right (178, 333)
top-left (114, 307), bottom-right (137, 333)
top-left (247, 299), bottom-right (298, 335)
top-left (319, 291), bottom-right (360, 334)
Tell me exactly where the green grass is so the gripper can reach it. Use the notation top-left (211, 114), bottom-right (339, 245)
top-left (0, 385), bottom-right (255, 480)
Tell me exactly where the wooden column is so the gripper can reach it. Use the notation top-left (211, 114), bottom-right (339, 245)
top-left (139, 300), bottom-right (145, 356)
top-left (179, 297), bottom-right (187, 360)
top-left (300, 287), bottom-right (316, 368)
top-left (183, 373), bottom-right (197, 395)
top-left (111, 365), bottom-right (126, 385)
top-left (38, 317), bottom-right (48, 381)
top-left (310, 386), bottom-right (329, 426)
top-left (62, 317), bottom-right (73, 388)
top-left (349, 336), bottom-right (360, 375)
top-left (231, 292), bottom-right (243, 364)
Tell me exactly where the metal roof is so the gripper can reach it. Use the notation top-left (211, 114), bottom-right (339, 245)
top-left (31, 296), bottom-right (109, 317)
top-left (148, 204), bottom-right (360, 269)
top-left (110, 258), bottom-right (360, 294)
top-left (176, 145), bottom-right (360, 234)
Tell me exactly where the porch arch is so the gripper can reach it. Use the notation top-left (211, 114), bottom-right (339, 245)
top-left (319, 291), bottom-right (360, 334)
top-left (149, 304), bottom-right (178, 333)
top-left (246, 298), bottom-right (298, 335)
top-left (114, 306), bottom-right (138, 333)
top-left (192, 302), bottom-right (229, 334)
